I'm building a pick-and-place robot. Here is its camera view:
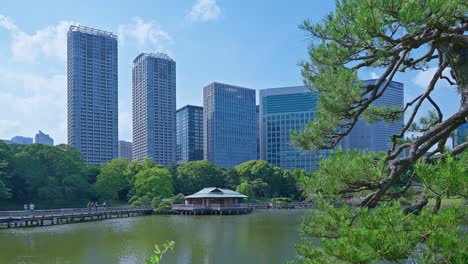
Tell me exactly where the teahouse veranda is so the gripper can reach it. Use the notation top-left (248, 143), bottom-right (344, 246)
top-left (184, 188), bottom-right (248, 206)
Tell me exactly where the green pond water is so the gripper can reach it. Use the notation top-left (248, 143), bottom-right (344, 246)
top-left (0, 209), bottom-right (310, 264)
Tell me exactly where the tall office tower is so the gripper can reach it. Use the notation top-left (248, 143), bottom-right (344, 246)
top-left (34, 130), bottom-right (54, 146)
top-left (176, 105), bottom-right (203, 164)
top-left (118, 140), bottom-right (133, 161)
top-left (132, 53), bottom-right (176, 166)
top-left (256, 105), bottom-right (260, 160)
top-left (67, 25), bottom-right (118, 166)
top-left (341, 80), bottom-right (404, 152)
top-left (453, 123), bottom-right (468, 147)
top-left (11, 136), bottom-right (33, 145)
top-left (260, 86), bottom-right (329, 172)
top-left (203, 82), bottom-right (257, 168)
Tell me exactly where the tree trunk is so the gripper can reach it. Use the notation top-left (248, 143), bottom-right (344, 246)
top-left (433, 196), bottom-right (441, 214)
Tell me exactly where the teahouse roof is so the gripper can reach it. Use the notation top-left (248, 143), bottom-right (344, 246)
top-left (185, 187), bottom-right (248, 199)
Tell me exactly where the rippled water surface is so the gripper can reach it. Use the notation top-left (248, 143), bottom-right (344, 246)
top-left (0, 209), bottom-right (309, 264)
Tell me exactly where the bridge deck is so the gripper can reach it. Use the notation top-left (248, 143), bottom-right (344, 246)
top-left (0, 207), bottom-right (153, 229)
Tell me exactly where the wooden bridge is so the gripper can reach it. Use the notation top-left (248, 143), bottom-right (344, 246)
top-left (0, 207), bottom-right (153, 229)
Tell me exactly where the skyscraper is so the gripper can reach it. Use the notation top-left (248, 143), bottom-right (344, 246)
top-left (132, 53), bottom-right (176, 166)
top-left (203, 82), bottom-right (256, 168)
top-left (118, 140), bottom-right (133, 161)
top-left (260, 86), bottom-right (328, 172)
top-left (256, 105), bottom-right (260, 160)
top-left (11, 136), bottom-right (33, 145)
top-left (454, 122), bottom-right (468, 147)
top-left (341, 80), bottom-right (404, 152)
top-left (176, 105), bottom-right (203, 164)
top-left (34, 130), bottom-right (54, 146)
top-left (67, 25), bottom-right (118, 166)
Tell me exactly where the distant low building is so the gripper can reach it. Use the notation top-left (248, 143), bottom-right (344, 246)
top-left (184, 187), bottom-right (248, 206)
top-left (34, 130), bottom-right (54, 146)
top-left (11, 136), bottom-right (33, 145)
top-left (0, 139), bottom-right (12, 145)
top-left (118, 140), bottom-right (133, 161)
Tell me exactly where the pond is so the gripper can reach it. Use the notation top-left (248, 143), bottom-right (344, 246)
top-left (0, 209), bottom-right (311, 264)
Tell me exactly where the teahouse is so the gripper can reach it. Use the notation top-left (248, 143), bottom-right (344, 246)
top-left (184, 187), bottom-right (247, 206)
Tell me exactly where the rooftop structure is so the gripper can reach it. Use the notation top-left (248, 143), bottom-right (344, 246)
top-left (185, 187), bottom-right (248, 200)
top-left (34, 130), bottom-right (54, 146)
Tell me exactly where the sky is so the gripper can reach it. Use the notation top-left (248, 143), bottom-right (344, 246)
top-left (0, 0), bottom-right (461, 144)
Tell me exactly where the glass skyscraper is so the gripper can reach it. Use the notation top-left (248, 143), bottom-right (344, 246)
top-left (132, 53), bottom-right (176, 166)
top-left (454, 122), bottom-right (468, 147)
top-left (203, 82), bottom-right (257, 168)
top-left (67, 25), bottom-right (118, 166)
top-left (34, 130), bottom-right (54, 146)
top-left (11, 136), bottom-right (33, 145)
top-left (118, 140), bottom-right (132, 161)
top-left (260, 86), bottom-right (328, 172)
top-left (176, 105), bottom-right (203, 164)
top-left (341, 80), bottom-right (404, 152)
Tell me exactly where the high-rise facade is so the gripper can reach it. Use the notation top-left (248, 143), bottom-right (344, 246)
top-left (11, 136), bottom-right (33, 145)
top-left (34, 130), bottom-right (54, 146)
top-left (341, 80), bottom-right (404, 152)
top-left (132, 53), bottom-right (176, 166)
top-left (118, 140), bottom-right (133, 161)
top-left (67, 25), bottom-right (118, 166)
top-left (454, 122), bottom-right (468, 147)
top-left (256, 105), bottom-right (260, 160)
top-left (260, 86), bottom-right (328, 172)
top-left (176, 105), bottom-right (203, 164)
top-left (203, 82), bottom-right (257, 168)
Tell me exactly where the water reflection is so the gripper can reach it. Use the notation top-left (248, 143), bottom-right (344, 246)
top-left (0, 209), bottom-right (309, 264)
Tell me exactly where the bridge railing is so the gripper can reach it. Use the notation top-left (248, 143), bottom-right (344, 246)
top-left (0, 207), bottom-right (151, 218)
top-left (171, 202), bottom-right (316, 211)
top-left (172, 204), bottom-right (251, 210)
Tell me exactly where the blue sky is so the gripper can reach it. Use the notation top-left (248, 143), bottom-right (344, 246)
top-left (0, 0), bottom-right (461, 144)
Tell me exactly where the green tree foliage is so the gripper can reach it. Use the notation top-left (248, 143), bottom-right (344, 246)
top-left (175, 161), bottom-right (224, 195)
top-left (171, 193), bottom-right (185, 204)
top-left (296, 150), bottom-right (468, 263)
top-left (292, 1), bottom-right (467, 262)
top-left (95, 158), bottom-right (129, 201)
top-left (12, 144), bottom-right (91, 203)
top-left (236, 181), bottom-right (254, 199)
top-left (0, 141), bottom-right (12, 199)
top-left (293, 0), bottom-right (467, 208)
top-left (296, 202), bottom-right (466, 263)
top-left (301, 149), bottom-right (387, 200)
top-left (135, 167), bottom-right (173, 198)
top-left (84, 166), bottom-right (100, 185)
top-left (415, 151), bottom-right (468, 213)
top-left (234, 160), bottom-right (283, 197)
top-left (224, 168), bottom-right (240, 190)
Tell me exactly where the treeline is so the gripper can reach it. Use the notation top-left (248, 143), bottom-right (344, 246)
top-left (0, 142), bottom-right (305, 209)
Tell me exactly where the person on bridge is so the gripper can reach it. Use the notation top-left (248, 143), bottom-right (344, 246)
top-left (23, 204), bottom-right (28, 216)
top-left (29, 203), bottom-right (34, 213)
top-left (94, 202), bottom-right (98, 212)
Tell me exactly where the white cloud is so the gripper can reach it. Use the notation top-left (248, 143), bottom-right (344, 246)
top-left (0, 15), bottom-right (75, 63)
top-left (118, 17), bottom-right (172, 51)
top-left (188, 0), bottom-right (221, 22)
top-left (0, 69), bottom-right (67, 143)
top-left (411, 67), bottom-right (454, 89)
top-left (370, 72), bottom-right (378, 79)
